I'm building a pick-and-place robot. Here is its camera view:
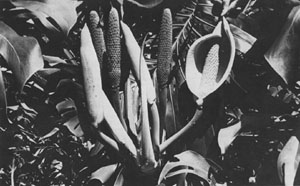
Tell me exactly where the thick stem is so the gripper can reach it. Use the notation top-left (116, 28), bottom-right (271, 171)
top-left (140, 33), bottom-right (156, 171)
top-left (159, 109), bottom-right (203, 153)
top-left (121, 21), bottom-right (157, 170)
top-left (168, 84), bottom-right (177, 134)
top-left (162, 84), bottom-right (178, 153)
top-left (149, 103), bottom-right (160, 151)
top-left (98, 131), bottom-right (119, 152)
top-left (11, 159), bottom-right (15, 186)
top-left (159, 87), bottom-right (168, 135)
top-left (140, 78), bottom-right (156, 167)
top-left (177, 172), bottom-right (188, 186)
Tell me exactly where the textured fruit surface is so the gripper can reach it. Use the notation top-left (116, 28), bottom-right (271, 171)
top-left (87, 10), bottom-right (106, 69)
top-left (200, 44), bottom-right (220, 95)
top-left (157, 8), bottom-right (172, 89)
top-left (105, 7), bottom-right (121, 90)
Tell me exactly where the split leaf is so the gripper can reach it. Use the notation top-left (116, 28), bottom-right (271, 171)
top-left (11, 0), bottom-right (79, 36)
top-left (158, 150), bottom-right (215, 185)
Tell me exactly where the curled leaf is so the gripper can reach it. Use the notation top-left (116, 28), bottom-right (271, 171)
top-left (89, 164), bottom-right (118, 184)
top-left (63, 116), bottom-right (84, 137)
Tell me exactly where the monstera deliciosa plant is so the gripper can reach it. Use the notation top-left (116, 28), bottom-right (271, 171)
top-left (0, 0), bottom-right (218, 185)
top-left (2, 0), bottom-right (300, 185)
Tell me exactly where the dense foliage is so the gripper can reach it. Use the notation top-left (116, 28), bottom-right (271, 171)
top-left (1, 0), bottom-right (300, 185)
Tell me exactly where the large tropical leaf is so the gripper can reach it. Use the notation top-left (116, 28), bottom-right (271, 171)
top-left (0, 21), bottom-right (44, 91)
top-left (10, 0), bottom-right (79, 36)
top-left (158, 150), bottom-right (215, 185)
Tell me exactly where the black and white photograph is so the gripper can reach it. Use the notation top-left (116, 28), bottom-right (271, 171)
top-left (1, 0), bottom-right (300, 185)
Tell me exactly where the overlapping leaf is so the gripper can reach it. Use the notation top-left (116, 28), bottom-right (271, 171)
top-left (0, 21), bottom-right (44, 91)
top-left (10, 0), bottom-right (79, 36)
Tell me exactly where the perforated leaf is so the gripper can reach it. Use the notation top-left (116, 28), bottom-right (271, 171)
top-left (158, 150), bottom-right (215, 185)
top-left (11, 0), bottom-right (79, 36)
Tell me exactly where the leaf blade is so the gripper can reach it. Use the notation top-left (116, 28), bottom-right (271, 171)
top-left (0, 21), bottom-right (44, 91)
top-left (11, 0), bottom-right (79, 36)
